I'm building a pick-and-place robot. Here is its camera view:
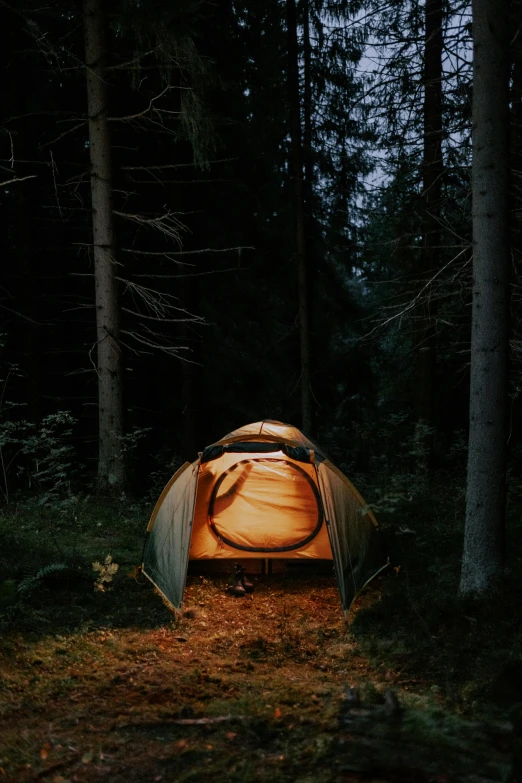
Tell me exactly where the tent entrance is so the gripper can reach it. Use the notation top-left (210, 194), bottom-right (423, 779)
top-left (143, 420), bottom-right (389, 613)
top-left (208, 458), bottom-right (323, 553)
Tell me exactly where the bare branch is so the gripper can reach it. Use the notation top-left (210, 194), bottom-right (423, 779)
top-left (121, 158), bottom-right (237, 171)
top-left (120, 245), bottom-right (253, 257)
top-left (0, 174), bottom-right (37, 187)
top-left (120, 329), bottom-right (201, 360)
top-left (49, 151), bottom-right (63, 219)
top-left (121, 308), bottom-right (201, 323)
top-left (39, 121), bottom-right (86, 149)
top-left (132, 267), bottom-right (248, 279)
top-left (108, 85), bottom-right (171, 122)
top-left (113, 210), bottom-right (187, 246)
top-left (119, 279), bottom-right (205, 324)
top-left (361, 247), bottom-right (471, 340)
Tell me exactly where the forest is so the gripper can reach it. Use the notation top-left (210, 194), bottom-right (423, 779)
top-left (1, 0), bottom-right (521, 780)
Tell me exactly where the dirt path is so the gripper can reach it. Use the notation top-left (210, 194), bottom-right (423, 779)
top-left (0, 573), bottom-right (391, 783)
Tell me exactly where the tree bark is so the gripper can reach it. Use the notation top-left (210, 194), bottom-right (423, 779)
top-left (16, 188), bottom-right (41, 425)
top-left (179, 276), bottom-right (198, 458)
top-left (416, 0), bottom-right (443, 464)
top-left (459, 0), bottom-right (510, 596)
top-left (302, 0), bottom-right (313, 202)
top-left (510, 0), bottom-right (522, 273)
top-left (84, 0), bottom-right (124, 491)
top-left (287, 0), bottom-right (312, 435)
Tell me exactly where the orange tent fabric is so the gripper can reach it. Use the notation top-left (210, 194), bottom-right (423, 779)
top-left (142, 420), bottom-right (388, 615)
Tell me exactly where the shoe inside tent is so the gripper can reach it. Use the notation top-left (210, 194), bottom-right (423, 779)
top-left (142, 420), bottom-right (389, 616)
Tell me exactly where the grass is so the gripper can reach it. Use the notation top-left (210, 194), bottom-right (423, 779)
top-left (0, 484), bottom-right (521, 781)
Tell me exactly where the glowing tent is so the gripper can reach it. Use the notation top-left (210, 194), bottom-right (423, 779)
top-left (142, 420), bottom-right (388, 616)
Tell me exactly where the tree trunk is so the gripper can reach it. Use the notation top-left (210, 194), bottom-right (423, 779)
top-left (179, 276), bottom-right (198, 458)
top-left (416, 0), bottom-right (443, 464)
top-left (16, 188), bottom-right (41, 425)
top-left (84, 0), bottom-right (124, 492)
top-left (459, 0), bottom-right (510, 596)
top-left (287, 0), bottom-right (312, 435)
top-left (302, 0), bottom-right (313, 201)
top-left (510, 0), bottom-right (522, 273)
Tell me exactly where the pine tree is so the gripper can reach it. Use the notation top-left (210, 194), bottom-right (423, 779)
top-left (84, 0), bottom-right (125, 491)
top-left (287, 0), bottom-right (312, 435)
top-left (459, 0), bottom-right (510, 596)
top-left (415, 0), bottom-right (443, 460)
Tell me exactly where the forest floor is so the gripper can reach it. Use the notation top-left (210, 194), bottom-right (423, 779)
top-left (0, 494), bottom-right (521, 782)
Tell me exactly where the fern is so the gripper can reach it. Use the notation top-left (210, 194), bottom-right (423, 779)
top-left (17, 563), bottom-right (68, 597)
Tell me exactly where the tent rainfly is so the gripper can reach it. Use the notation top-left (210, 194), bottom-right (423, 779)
top-left (142, 420), bottom-right (389, 616)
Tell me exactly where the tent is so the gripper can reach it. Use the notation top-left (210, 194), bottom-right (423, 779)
top-left (142, 420), bottom-right (389, 616)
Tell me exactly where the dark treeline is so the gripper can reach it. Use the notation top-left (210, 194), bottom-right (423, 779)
top-left (1, 0), bottom-right (520, 593)
top-left (1, 0), bottom-right (374, 476)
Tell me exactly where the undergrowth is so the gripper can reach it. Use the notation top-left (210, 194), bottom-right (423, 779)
top-left (2, 468), bottom-right (522, 719)
top-left (351, 468), bottom-right (522, 720)
top-left (1, 473), bottom-right (522, 781)
top-left (0, 496), bottom-right (147, 634)
top-left (0, 407), bottom-right (521, 777)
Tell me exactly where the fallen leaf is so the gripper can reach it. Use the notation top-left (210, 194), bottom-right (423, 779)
top-left (174, 740), bottom-right (188, 750)
top-left (226, 732), bottom-right (237, 740)
top-left (206, 744), bottom-right (213, 750)
top-left (81, 751), bottom-right (93, 764)
top-left (40, 747), bottom-right (49, 760)
top-left (274, 708), bottom-right (282, 718)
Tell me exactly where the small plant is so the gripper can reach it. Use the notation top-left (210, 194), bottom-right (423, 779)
top-left (21, 411), bottom-right (77, 503)
top-left (92, 554), bottom-right (119, 592)
top-left (146, 448), bottom-right (186, 502)
top-left (118, 426), bottom-right (152, 457)
top-left (17, 563), bottom-right (68, 598)
top-left (0, 405), bottom-right (78, 504)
